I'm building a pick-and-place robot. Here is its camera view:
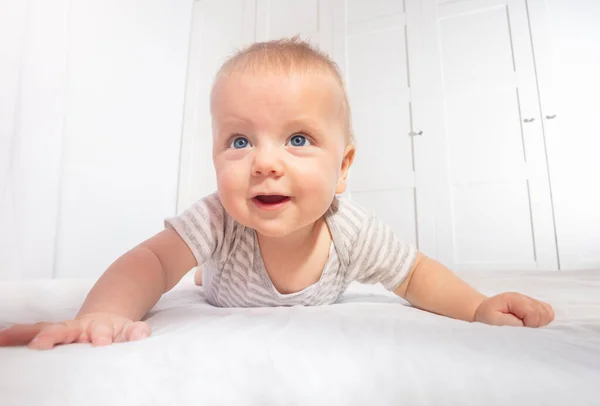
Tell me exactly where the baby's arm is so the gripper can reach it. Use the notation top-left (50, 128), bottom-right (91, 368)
top-left (0, 228), bottom-right (196, 349)
top-left (394, 253), bottom-right (554, 327)
top-left (78, 228), bottom-right (195, 320)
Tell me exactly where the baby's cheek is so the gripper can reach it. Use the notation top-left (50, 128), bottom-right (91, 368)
top-left (217, 166), bottom-right (242, 190)
top-left (299, 164), bottom-right (340, 201)
top-left (216, 171), bottom-right (245, 208)
top-left (216, 174), bottom-right (249, 224)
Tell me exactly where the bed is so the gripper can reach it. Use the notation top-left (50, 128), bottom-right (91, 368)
top-left (1, 270), bottom-right (599, 406)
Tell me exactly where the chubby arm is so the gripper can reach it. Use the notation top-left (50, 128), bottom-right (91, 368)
top-left (78, 228), bottom-right (197, 321)
top-left (394, 253), bottom-right (485, 322)
top-left (0, 228), bottom-right (196, 349)
top-left (1, 193), bottom-right (228, 349)
top-left (394, 252), bottom-right (555, 327)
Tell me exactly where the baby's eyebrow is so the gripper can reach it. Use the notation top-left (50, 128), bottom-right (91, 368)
top-left (214, 117), bottom-right (256, 134)
top-left (220, 115), bottom-right (252, 125)
top-left (286, 117), bottom-right (325, 131)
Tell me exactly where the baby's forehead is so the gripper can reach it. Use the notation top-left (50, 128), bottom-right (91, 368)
top-left (211, 69), bottom-right (345, 115)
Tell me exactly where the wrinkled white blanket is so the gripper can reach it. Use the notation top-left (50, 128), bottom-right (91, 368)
top-left (1, 270), bottom-right (599, 406)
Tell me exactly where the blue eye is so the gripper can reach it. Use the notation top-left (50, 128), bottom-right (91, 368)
top-left (288, 134), bottom-right (311, 147)
top-left (230, 136), bottom-right (250, 149)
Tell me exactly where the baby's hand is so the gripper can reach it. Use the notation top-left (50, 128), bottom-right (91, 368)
top-left (0, 312), bottom-right (150, 350)
top-left (474, 292), bottom-right (555, 327)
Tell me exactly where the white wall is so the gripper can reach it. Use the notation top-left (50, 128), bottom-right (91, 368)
top-left (0, 0), bottom-right (194, 280)
top-left (0, 0), bottom-right (69, 280)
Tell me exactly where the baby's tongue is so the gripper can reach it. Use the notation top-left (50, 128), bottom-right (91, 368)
top-left (257, 195), bottom-right (287, 204)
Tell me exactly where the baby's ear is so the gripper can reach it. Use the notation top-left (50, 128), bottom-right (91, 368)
top-left (336, 144), bottom-right (355, 194)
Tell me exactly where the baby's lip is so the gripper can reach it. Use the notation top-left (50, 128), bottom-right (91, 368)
top-left (252, 194), bottom-right (291, 205)
top-left (251, 193), bottom-right (290, 198)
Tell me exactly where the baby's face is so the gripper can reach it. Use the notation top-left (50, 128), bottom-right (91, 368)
top-left (211, 70), bottom-right (353, 238)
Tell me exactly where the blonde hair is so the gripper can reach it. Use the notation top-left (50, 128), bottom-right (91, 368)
top-left (212, 37), bottom-right (354, 143)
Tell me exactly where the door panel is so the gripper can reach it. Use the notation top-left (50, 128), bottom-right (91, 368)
top-left (529, 0), bottom-right (600, 270)
top-left (343, 0), bottom-right (420, 249)
top-left (347, 19), bottom-right (413, 191)
top-left (428, 0), bottom-right (557, 270)
top-left (453, 181), bottom-right (535, 265)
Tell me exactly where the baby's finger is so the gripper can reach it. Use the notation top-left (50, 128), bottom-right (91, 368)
top-left (537, 301), bottom-right (555, 326)
top-left (88, 319), bottom-right (114, 346)
top-left (112, 322), bottom-right (129, 343)
top-left (125, 321), bottom-right (151, 342)
top-left (59, 321), bottom-right (83, 345)
top-left (492, 312), bottom-right (524, 327)
top-left (29, 323), bottom-right (78, 350)
top-left (507, 295), bottom-right (535, 321)
top-left (0, 322), bottom-right (51, 347)
top-left (520, 298), bottom-right (542, 327)
top-left (542, 302), bottom-right (555, 321)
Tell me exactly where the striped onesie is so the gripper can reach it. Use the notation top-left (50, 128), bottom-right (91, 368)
top-left (165, 193), bottom-right (417, 307)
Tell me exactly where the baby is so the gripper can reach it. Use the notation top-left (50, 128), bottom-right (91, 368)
top-left (0, 38), bottom-right (554, 349)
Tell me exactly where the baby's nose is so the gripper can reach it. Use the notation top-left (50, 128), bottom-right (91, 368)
top-left (252, 149), bottom-right (283, 177)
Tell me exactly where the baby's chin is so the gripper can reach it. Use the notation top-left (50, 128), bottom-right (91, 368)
top-left (249, 222), bottom-right (303, 239)
top-left (246, 217), bottom-right (318, 239)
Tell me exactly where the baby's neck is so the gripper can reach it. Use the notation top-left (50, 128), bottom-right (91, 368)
top-left (257, 219), bottom-right (323, 251)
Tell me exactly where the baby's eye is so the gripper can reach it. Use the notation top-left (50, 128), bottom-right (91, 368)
top-left (287, 134), bottom-right (311, 147)
top-left (230, 136), bottom-right (250, 149)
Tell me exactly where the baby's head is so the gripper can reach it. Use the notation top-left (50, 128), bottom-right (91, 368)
top-left (210, 38), bottom-right (355, 238)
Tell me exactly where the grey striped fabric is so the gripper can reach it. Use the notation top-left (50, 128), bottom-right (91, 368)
top-left (165, 193), bottom-right (417, 307)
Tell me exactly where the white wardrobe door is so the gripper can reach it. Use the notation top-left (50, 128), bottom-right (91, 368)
top-left (177, 0), bottom-right (256, 211)
top-left (342, 0), bottom-right (422, 248)
top-left (427, 0), bottom-right (557, 270)
top-left (54, 0), bottom-right (193, 278)
top-left (528, 0), bottom-right (600, 270)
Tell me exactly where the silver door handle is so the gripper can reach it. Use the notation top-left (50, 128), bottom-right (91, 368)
top-left (545, 114), bottom-right (556, 119)
top-left (523, 118), bottom-right (535, 123)
top-left (409, 130), bottom-right (423, 136)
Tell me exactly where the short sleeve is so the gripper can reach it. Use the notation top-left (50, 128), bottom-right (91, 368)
top-left (347, 213), bottom-right (418, 291)
top-left (164, 192), bottom-right (234, 266)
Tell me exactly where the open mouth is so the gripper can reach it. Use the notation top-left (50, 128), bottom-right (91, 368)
top-left (253, 195), bottom-right (291, 206)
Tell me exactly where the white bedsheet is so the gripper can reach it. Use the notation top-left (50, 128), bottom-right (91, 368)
top-left (1, 270), bottom-right (599, 406)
